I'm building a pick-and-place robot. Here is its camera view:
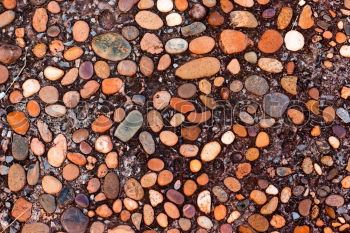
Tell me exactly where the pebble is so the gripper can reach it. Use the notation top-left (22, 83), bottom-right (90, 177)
top-left (219, 30), bottom-right (248, 54)
top-left (39, 194), bottom-right (56, 213)
top-left (39, 86), bottom-right (59, 104)
top-left (189, 3), bottom-right (206, 20)
top-left (103, 172), bottom-right (120, 199)
top-left (61, 207), bottom-right (89, 233)
top-left (181, 22), bottom-right (206, 37)
top-left (7, 111), bottom-right (29, 135)
top-left (57, 186), bottom-right (75, 208)
top-left (263, 92), bottom-right (290, 118)
top-left (95, 135), bottom-right (113, 153)
top-left (207, 11), bottom-right (224, 26)
top-left (340, 45), bottom-right (350, 57)
top-left (92, 33), bottom-right (131, 61)
top-left (8, 163), bottom-right (26, 192)
top-left (119, 0), bottom-right (136, 12)
top-left (124, 178), bottom-right (144, 201)
top-left (11, 198), bottom-right (32, 222)
top-left (165, 38), bottom-right (188, 54)
top-left (157, 0), bottom-right (173, 12)
top-left (140, 33), bottom-right (163, 54)
top-left (281, 76), bottom-right (298, 95)
top-left (298, 199), bottom-right (312, 216)
top-left (45, 104), bottom-right (67, 117)
top-left (121, 26), bottom-right (139, 41)
top-left (336, 108), bottom-right (350, 123)
top-left (32, 8), bottom-right (48, 32)
top-left (178, 83), bottom-right (197, 98)
top-left (139, 56), bottom-right (154, 76)
top-left (325, 194), bottom-right (344, 207)
top-left (90, 222), bottom-right (105, 233)
top-left (21, 223), bottom-right (49, 233)
top-left (175, 57), bottom-right (220, 80)
top-left (139, 131), bottom-right (155, 154)
top-left (197, 216), bottom-right (213, 230)
top-left (221, 131), bottom-right (235, 145)
top-left (0, 65), bottom-right (9, 84)
top-left (44, 66), bottom-right (64, 80)
top-left (27, 161), bottom-right (40, 185)
top-left (323, 106), bottom-right (335, 123)
top-left (0, 43), bottom-right (22, 64)
top-left (73, 20), bottom-right (90, 42)
top-left (189, 36), bottom-right (215, 54)
top-left (12, 134), bottom-right (28, 161)
top-left (42, 175), bottom-right (62, 194)
top-left (250, 190), bottom-right (267, 205)
top-left (147, 110), bottom-right (164, 132)
top-left (245, 75), bottom-right (269, 96)
top-left (138, 0), bottom-right (154, 9)
top-left (248, 214), bottom-right (269, 232)
top-left (79, 61), bottom-right (94, 79)
top-left (164, 202), bottom-right (180, 219)
top-left (258, 29), bottom-right (283, 53)
top-left (288, 109), bottom-right (304, 125)
top-left (0, 10), bottom-right (15, 28)
top-left (166, 13), bottom-right (182, 26)
top-left (277, 7), bottom-right (293, 29)
top-left (227, 58), bottom-right (240, 75)
top-left (258, 58), bottom-right (283, 73)
top-left (230, 11), bottom-right (258, 28)
top-left (197, 190), bottom-right (211, 214)
top-left (61, 68), bottom-right (78, 85)
top-left (47, 134), bottom-right (67, 167)
top-left (200, 141), bottom-right (221, 162)
top-left (299, 5), bottom-right (314, 29)
top-left (234, 0), bottom-right (253, 7)
top-left (2, 0), bottom-right (16, 9)
top-left (135, 10), bottom-right (164, 30)
top-left (285, 30), bottom-right (305, 51)
top-left (212, 186), bottom-right (228, 202)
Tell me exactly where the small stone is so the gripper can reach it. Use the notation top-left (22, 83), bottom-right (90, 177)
top-left (140, 33), bottom-right (163, 54)
top-left (138, 0), bottom-right (154, 9)
top-left (224, 176), bottom-right (241, 192)
top-left (260, 196), bottom-right (278, 215)
top-left (157, 0), bottom-right (173, 12)
top-left (165, 38), bottom-right (188, 54)
top-left (230, 11), bottom-right (258, 28)
top-left (0, 65), bottom-right (9, 84)
top-left (80, 80), bottom-right (100, 99)
top-left (8, 163), bottom-right (26, 192)
top-left (139, 131), bottom-right (155, 154)
top-left (98, 10), bottom-right (115, 30)
top-left (121, 26), bottom-right (139, 40)
top-left (135, 10), bottom-right (164, 30)
top-left (175, 0), bottom-right (188, 11)
top-left (124, 178), bottom-right (144, 200)
top-left (258, 29), bottom-right (283, 53)
top-left (57, 186), bottom-right (75, 208)
top-left (212, 186), bottom-right (228, 202)
top-left (27, 161), bottom-right (40, 185)
top-left (207, 11), bottom-right (224, 26)
top-left (22, 79), bottom-right (42, 97)
top-left (92, 33), bottom-right (131, 61)
top-left (323, 106), bottom-right (335, 124)
top-left (285, 30), bottom-right (305, 51)
top-left (234, 0), bottom-right (253, 7)
top-left (95, 135), bottom-right (113, 153)
top-left (227, 58), bottom-right (240, 75)
top-left (219, 30), bottom-right (248, 54)
top-left (340, 45), bottom-right (350, 58)
top-left (45, 104), bottom-right (67, 117)
top-left (61, 207), bottom-right (89, 233)
top-left (281, 76), bottom-right (298, 95)
top-left (263, 93), bottom-right (290, 118)
top-left (166, 189), bottom-right (185, 204)
top-left (200, 141), bottom-right (221, 162)
top-left (166, 13), bottom-right (182, 26)
top-left (197, 190), bottom-right (211, 214)
top-left (103, 172), bottom-right (120, 199)
top-left (73, 20), bottom-right (90, 42)
top-left (256, 132), bottom-right (270, 148)
top-left (189, 36), bottom-right (215, 54)
top-left (12, 134), bottom-right (28, 160)
top-left (248, 214), bottom-right (269, 232)
top-left (0, 43), bottom-right (22, 64)
top-left (114, 110), bottom-right (143, 142)
top-left (336, 108), bottom-right (350, 123)
top-left (250, 190), bottom-right (267, 205)
top-left (258, 58), bottom-right (283, 73)
top-left (21, 223), bottom-right (49, 233)
top-left (11, 198), bottom-right (32, 222)
top-left (139, 55), bottom-right (154, 77)
top-left (44, 66), bottom-right (64, 81)
top-left (298, 199), bottom-right (312, 216)
top-left (39, 85), bottom-right (59, 104)
top-left (288, 109), bottom-right (305, 125)
top-left (189, 3), bottom-right (206, 20)
top-left (114, 108), bottom-right (125, 123)
top-left (42, 175), bottom-right (62, 194)
top-left (7, 111), bottom-right (29, 135)
top-left (117, 60), bottom-right (137, 76)
top-left (178, 83), bottom-right (196, 98)
top-left (119, 0), bottom-right (136, 12)
top-left (325, 194), bottom-right (344, 207)
top-left (2, 0), bottom-right (16, 9)
top-left (245, 75), bottom-right (269, 96)
top-left (175, 57), bottom-right (220, 80)
top-left (277, 7), bottom-right (293, 29)
top-left (157, 170), bottom-right (173, 186)
top-left (90, 222), bottom-right (105, 233)
top-left (221, 131), bottom-right (235, 145)
top-left (32, 8), bottom-right (48, 32)
top-left (79, 61), bottom-right (94, 79)
top-left (299, 5), bottom-right (314, 29)
top-left (101, 78), bottom-right (123, 95)
top-left (0, 10), bottom-right (15, 28)
top-left (181, 22), bottom-right (206, 37)
top-left (197, 216), bottom-right (213, 230)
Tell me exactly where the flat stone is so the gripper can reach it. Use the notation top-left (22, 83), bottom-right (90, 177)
top-left (57, 186), bottom-right (75, 208)
top-left (263, 93), bottom-right (290, 118)
top-left (22, 79), bottom-right (40, 97)
top-left (325, 194), bottom-right (344, 207)
top-left (175, 57), bottom-right (220, 80)
top-left (166, 189), bottom-right (185, 204)
top-left (61, 207), bottom-right (89, 233)
top-left (32, 8), bottom-right (48, 32)
top-left (299, 5), bottom-right (314, 29)
top-left (39, 85), bottom-right (59, 104)
top-left (244, 75), bottom-right (269, 96)
top-left (27, 161), bottom-right (40, 185)
top-left (115, 110), bottom-right (143, 142)
top-left (39, 194), bottom-right (56, 213)
top-left (258, 58), bottom-right (283, 73)
top-left (258, 29), bottom-right (283, 53)
top-left (157, 0), bottom-right (173, 12)
top-left (178, 83), bottom-right (197, 98)
top-left (12, 134), bottom-right (28, 160)
top-left (135, 10), bottom-right (163, 30)
top-left (230, 11), bottom-right (258, 28)
top-left (140, 33), bottom-right (163, 54)
top-left (281, 76), bottom-right (298, 95)
top-left (336, 108), bottom-right (350, 123)
top-left (103, 172), bottom-right (120, 199)
top-left (166, 12), bottom-right (182, 26)
top-left (139, 55), bottom-right (154, 76)
top-left (121, 26), bottom-right (139, 40)
top-left (44, 66), bottom-right (64, 81)
top-left (197, 216), bottom-right (213, 230)
top-left (79, 61), bottom-right (94, 80)
top-left (248, 214), bottom-right (269, 232)
top-left (92, 33), bottom-right (131, 61)
top-left (298, 199), bottom-right (312, 216)
top-left (181, 22), bottom-right (206, 37)
top-left (119, 0), bottom-right (136, 12)
top-left (212, 186), bottom-right (228, 202)
top-left (99, 10), bottom-right (115, 30)
top-left (72, 20), bottom-right (89, 42)
top-left (165, 38), bottom-right (188, 54)
top-left (139, 131), bottom-right (155, 154)
top-left (11, 198), bottom-right (32, 222)
top-left (21, 223), bottom-right (50, 233)
top-left (8, 163), bottom-right (26, 192)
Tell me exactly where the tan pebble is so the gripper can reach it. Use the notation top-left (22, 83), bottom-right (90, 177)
top-left (227, 58), bottom-right (241, 75)
top-left (157, 170), bottom-right (173, 186)
top-left (44, 66), bottom-right (64, 81)
top-left (123, 198), bottom-right (139, 211)
top-left (260, 196), bottom-right (278, 215)
top-left (94, 61), bottom-right (110, 79)
top-left (245, 147), bottom-right (259, 161)
top-left (200, 141), bottom-right (221, 162)
top-left (149, 189), bottom-right (164, 207)
top-left (250, 190), bottom-right (267, 205)
top-left (328, 136), bottom-right (340, 149)
top-left (164, 202), bottom-right (180, 219)
top-left (219, 29), bottom-right (248, 54)
top-left (62, 163), bottom-right (80, 181)
top-left (135, 10), bottom-right (164, 30)
top-left (214, 205), bottom-right (227, 220)
top-left (95, 135), bottom-right (113, 153)
top-left (179, 144), bottom-right (199, 157)
top-left (159, 131), bottom-right (178, 146)
top-left (112, 199), bottom-right (122, 213)
top-left (196, 173), bottom-right (208, 186)
top-left (147, 158), bottom-right (164, 171)
top-left (280, 187), bottom-right (292, 203)
top-left (32, 8), bottom-right (48, 32)
top-left (143, 204), bottom-right (154, 225)
top-left (255, 132), bottom-right (270, 148)
top-left (2, 0), bottom-right (17, 9)
top-left (298, 5), bottom-right (314, 29)
top-left (157, 54), bottom-right (171, 71)
top-left (322, 106), bottom-right (335, 123)
top-left (141, 172), bottom-right (157, 188)
top-left (197, 190), bottom-right (211, 214)
top-left (73, 20), bottom-right (90, 42)
top-left (157, 213), bottom-right (168, 228)
top-left (47, 1), bottom-right (61, 13)
top-left (235, 163), bottom-right (251, 179)
top-left (42, 175), bottom-right (62, 194)
top-left (105, 152), bottom-right (118, 168)
top-left (64, 46), bottom-right (83, 61)
top-left (189, 159), bottom-right (202, 172)
top-left (277, 7), bottom-right (293, 30)
top-left (189, 36), bottom-right (215, 54)
top-left (288, 109), bottom-right (305, 125)
top-left (11, 198), bottom-right (32, 222)
top-left (61, 68), bottom-right (78, 86)
top-left (96, 204), bottom-right (112, 218)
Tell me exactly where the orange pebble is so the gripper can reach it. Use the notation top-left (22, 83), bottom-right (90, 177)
top-left (47, 1), bottom-right (61, 13)
top-left (257, 0), bottom-right (270, 4)
top-left (335, 32), bottom-right (347, 44)
top-left (27, 100), bottom-right (41, 117)
top-left (7, 111), bottom-right (30, 135)
top-left (214, 205), bottom-right (227, 220)
top-left (175, 0), bottom-right (188, 11)
top-left (322, 31), bottom-right (333, 39)
top-left (183, 179), bottom-right (197, 196)
top-left (2, 0), bottom-right (16, 9)
top-left (232, 124), bottom-right (247, 137)
top-left (49, 40), bottom-right (64, 55)
top-left (157, 170), bottom-right (173, 186)
top-left (15, 28), bottom-right (25, 38)
top-left (9, 90), bottom-right (23, 104)
top-left (196, 173), bottom-right (209, 185)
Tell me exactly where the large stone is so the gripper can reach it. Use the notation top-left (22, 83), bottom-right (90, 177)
top-left (219, 30), bottom-right (248, 54)
top-left (12, 134), bottom-right (28, 160)
top-left (114, 110), bottom-right (143, 142)
top-left (61, 207), bottom-right (89, 233)
top-left (92, 33), bottom-right (131, 61)
top-left (11, 198), bottom-right (32, 222)
top-left (0, 43), bottom-right (22, 64)
top-left (0, 10), bottom-right (15, 28)
top-left (8, 163), bottom-right (26, 192)
top-left (103, 172), bottom-right (120, 199)
top-left (175, 57), bottom-right (220, 80)
top-left (124, 178), bottom-right (144, 201)
top-left (21, 223), bottom-right (50, 233)
top-left (263, 93), bottom-right (290, 118)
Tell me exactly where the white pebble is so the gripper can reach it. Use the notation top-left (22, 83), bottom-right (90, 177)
top-left (328, 136), bottom-right (340, 149)
top-left (22, 79), bottom-right (40, 97)
top-left (266, 184), bottom-right (279, 195)
top-left (221, 131), bottom-right (235, 145)
top-left (340, 45), bottom-right (350, 58)
top-left (157, 0), bottom-right (173, 12)
top-left (284, 30), bottom-right (305, 51)
top-left (166, 13), bottom-right (182, 26)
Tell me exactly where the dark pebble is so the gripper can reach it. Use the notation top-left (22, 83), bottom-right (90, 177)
top-left (332, 125), bottom-right (346, 138)
top-left (182, 204), bottom-right (196, 218)
top-left (79, 61), bottom-right (94, 80)
top-left (57, 186), bottom-right (75, 208)
top-left (327, 168), bottom-right (338, 180)
top-left (293, 185), bottom-right (304, 196)
top-left (103, 172), bottom-right (120, 199)
top-left (262, 8), bottom-right (276, 18)
top-left (75, 194), bottom-right (89, 208)
top-left (39, 194), bottom-right (56, 214)
top-left (166, 189), bottom-right (185, 205)
top-left (80, 141), bottom-right (92, 154)
top-left (189, 4), bottom-right (206, 20)
top-left (99, 10), bottom-right (115, 30)
top-left (29, 0), bottom-right (47, 5)
top-left (12, 134), bottom-right (28, 161)
top-left (177, 83), bottom-right (196, 99)
top-left (47, 26), bottom-right (60, 37)
top-left (344, 24), bottom-right (350, 35)
top-left (237, 199), bottom-right (250, 211)
top-left (61, 207), bottom-right (89, 233)
top-left (121, 26), bottom-right (139, 41)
